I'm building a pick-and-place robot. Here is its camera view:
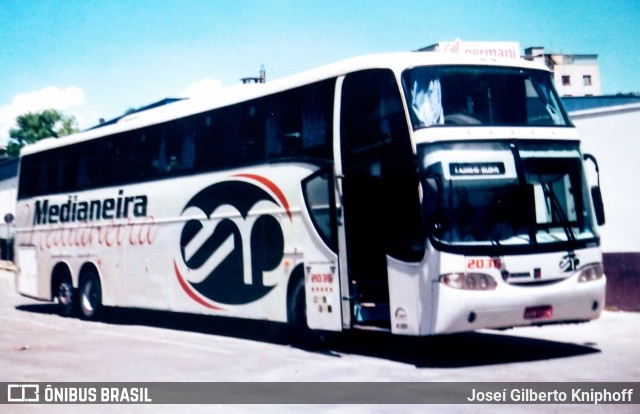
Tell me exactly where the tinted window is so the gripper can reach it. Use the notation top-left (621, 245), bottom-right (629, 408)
top-left (18, 78), bottom-right (336, 199)
top-left (402, 66), bottom-right (571, 128)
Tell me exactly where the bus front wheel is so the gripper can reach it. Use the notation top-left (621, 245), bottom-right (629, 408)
top-left (288, 276), bottom-right (325, 348)
top-left (79, 273), bottom-right (102, 320)
top-left (287, 278), bottom-right (308, 339)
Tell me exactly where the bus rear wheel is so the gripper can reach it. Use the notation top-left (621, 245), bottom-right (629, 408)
top-left (55, 278), bottom-right (76, 317)
top-left (79, 273), bottom-right (102, 320)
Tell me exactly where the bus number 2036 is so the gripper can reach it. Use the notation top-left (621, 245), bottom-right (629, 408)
top-left (467, 258), bottom-right (502, 270)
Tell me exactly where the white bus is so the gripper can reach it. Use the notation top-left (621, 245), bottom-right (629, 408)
top-left (14, 52), bottom-right (606, 337)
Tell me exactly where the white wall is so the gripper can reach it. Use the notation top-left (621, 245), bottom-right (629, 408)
top-left (0, 176), bottom-right (17, 219)
top-left (572, 105), bottom-right (640, 253)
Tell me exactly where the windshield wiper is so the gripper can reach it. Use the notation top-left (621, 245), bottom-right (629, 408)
top-left (541, 182), bottom-right (576, 243)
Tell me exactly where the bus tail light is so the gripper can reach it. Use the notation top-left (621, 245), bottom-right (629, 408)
top-left (577, 263), bottom-right (604, 283)
top-left (440, 273), bottom-right (497, 291)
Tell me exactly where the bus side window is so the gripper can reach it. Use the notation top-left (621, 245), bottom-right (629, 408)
top-left (265, 91), bottom-right (299, 158)
top-left (241, 102), bottom-right (265, 163)
top-left (154, 118), bottom-right (197, 175)
top-left (179, 118), bottom-right (196, 172)
top-left (264, 80), bottom-right (334, 161)
top-left (301, 79), bottom-right (334, 159)
top-left (195, 111), bottom-right (225, 172)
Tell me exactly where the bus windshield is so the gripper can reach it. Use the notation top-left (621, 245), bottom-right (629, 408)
top-left (402, 66), bottom-right (571, 128)
top-left (420, 141), bottom-right (598, 254)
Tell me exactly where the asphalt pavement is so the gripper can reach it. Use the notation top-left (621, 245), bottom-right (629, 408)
top-left (0, 265), bottom-right (638, 414)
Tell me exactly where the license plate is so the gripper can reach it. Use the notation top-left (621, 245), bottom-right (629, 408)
top-left (524, 305), bottom-right (553, 320)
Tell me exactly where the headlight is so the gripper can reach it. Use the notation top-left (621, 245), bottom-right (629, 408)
top-left (440, 273), bottom-right (497, 290)
top-left (577, 263), bottom-right (604, 283)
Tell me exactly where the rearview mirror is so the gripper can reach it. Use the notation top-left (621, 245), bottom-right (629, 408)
top-left (583, 153), bottom-right (605, 226)
top-left (591, 186), bottom-right (605, 226)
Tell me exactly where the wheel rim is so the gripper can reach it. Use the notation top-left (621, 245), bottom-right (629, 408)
top-left (58, 282), bottom-right (72, 307)
top-left (81, 277), bottom-right (99, 316)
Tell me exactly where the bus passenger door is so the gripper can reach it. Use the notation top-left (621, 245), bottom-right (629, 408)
top-left (301, 167), bottom-right (343, 331)
top-left (338, 69), bottom-right (425, 330)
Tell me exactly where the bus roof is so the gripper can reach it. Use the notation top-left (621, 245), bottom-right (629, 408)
top-left (21, 52), bottom-right (550, 156)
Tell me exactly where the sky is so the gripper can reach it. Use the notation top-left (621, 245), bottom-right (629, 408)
top-left (1, 0), bottom-right (638, 146)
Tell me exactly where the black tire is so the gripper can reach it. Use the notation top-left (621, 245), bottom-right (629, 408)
top-left (287, 278), bottom-right (308, 342)
top-left (55, 277), bottom-right (76, 317)
top-left (79, 272), bottom-right (102, 320)
top-left (287, 277), bottom-right (328, 349)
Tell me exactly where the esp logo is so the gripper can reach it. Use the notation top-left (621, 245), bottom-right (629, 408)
top-left (559, 252), bottom-right (580, 273)
top-left (174, 174), bottom-right (291, 308)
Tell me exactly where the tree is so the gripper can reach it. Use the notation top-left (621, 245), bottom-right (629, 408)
top-left (6, 109), bottom-right (79, 157)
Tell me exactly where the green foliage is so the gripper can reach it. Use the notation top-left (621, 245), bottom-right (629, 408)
top-left (7, 109), bottom-right (78, 157)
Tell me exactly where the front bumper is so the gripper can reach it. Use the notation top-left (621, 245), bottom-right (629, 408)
top-left (432, 275), bottom-right (606, 334)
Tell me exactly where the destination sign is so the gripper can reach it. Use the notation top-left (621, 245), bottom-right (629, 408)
top-left (449, 162), bottom-right (505, 176)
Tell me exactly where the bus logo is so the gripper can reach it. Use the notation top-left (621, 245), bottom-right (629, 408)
top-left (174, 174), bottom-right (291, 308)
top-left (559, 252), bottom-right (580, 273)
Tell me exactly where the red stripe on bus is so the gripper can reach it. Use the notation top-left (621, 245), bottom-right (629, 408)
top-left (173, 259), bottom-right (224, 310)
top-left (234, 173), bottom-right (292, 221)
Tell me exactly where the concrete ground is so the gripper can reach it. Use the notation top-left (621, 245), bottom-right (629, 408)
top-left (1, 266), bottom-right (638, 414)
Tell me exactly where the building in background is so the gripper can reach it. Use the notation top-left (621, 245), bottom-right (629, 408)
top-left (0, 158), bottom-right (18, 219)
top-left (420, 41), bottom-right (603, 98)
top-left (568, 100), bottom-right (640, 310)
top-left (0, 158), bottom-right (18, 261)
top-left (524, 47), bottom-right (601, 97)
